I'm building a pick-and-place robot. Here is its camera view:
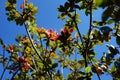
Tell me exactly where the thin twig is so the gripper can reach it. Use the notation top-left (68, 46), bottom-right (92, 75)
top-left (0, 60), bottom-right (10, 80)
top-left (87, 56), bottom-right (101, 80)
top-left (24, 23), bottom-right (53, 80)
top-left (85, 1), bottom-right (101, 80)
top-left (74, 10), bottom-right (84, 47)
top-left (24, 23), bottom-right (43, 62)
top-left (10, 68), bottom-right (19, 80)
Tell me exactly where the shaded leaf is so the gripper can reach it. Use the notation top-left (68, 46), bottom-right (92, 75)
top-left (102, 7), bottom-right (113, 22)
top-left (106, 44), bottom-right (119, 55)
top-left (100, 26), bottom-right (112, 34)
top-left (52, 63), bottom-right (58, 68)
top-left (107, 19), bottom-right (114, 24)
top-left (114, 61), bottom-right (120, 71)
top-left (116, 34), bottom-right (120, 46)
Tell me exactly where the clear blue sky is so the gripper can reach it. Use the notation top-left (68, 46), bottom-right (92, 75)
top-left (0, 0), bottom-right (113, 79)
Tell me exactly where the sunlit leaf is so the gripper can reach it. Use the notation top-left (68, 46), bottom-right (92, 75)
top-left (85, 66), bottom-right (91, 73)
top-left (32, 6), bottom-right (38, 14)
top-left (50, 53), bottom-right (58, 59)
top-left (28, 2), bottom-right (33, 9)
top-left (93, 0), bottom-right (103, 7)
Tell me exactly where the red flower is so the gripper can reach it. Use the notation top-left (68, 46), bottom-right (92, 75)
top-left (18, 57), bottom-right (30, 71)
top-left (20, 3), bottom-right (24, 9)
top-left (25, 0), bottom-right (28, 3)
top-left (50, 32), bottom-right (60, 41)
top-left (18, 57), bottom-right (28, 62)
top-left (7, 45), bottom-right (15, 53)
top-left (24, 62), bottom-right (30, 71)
top-left (61, 27), bottom-right (67, 34)
top-left (36, 27), bottom-right (41, 33)
top-left (68, 28), bottom-right (73, 34)
top-left (45, 29), bottom-right (53, 37)
top-left (18, 57), bottom-right (25, 62)
top-left (61, 27), bottom-right (73, 34)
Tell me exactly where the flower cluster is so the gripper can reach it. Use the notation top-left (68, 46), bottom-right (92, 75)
top-left (18, 57), bottom-right (30, 71)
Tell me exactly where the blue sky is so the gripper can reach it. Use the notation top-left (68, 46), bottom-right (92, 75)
top-left (0, 0), bottom-right (113, 79)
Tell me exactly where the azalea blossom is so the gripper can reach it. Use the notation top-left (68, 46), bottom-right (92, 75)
top-left (7, 45), bottom-right (15, 53)
top-left (50, 31), bottom-right (60, 41)
top-left (24, 62), bottom-right (30, 71)
top-left (45, 29), bottom-right (53, 37)
top-left (61, 27), bottom-right (67, 34)
top-left (68, 28), bottom-right (73, 34)
top-left (61, 27), bottom-right (73, 34)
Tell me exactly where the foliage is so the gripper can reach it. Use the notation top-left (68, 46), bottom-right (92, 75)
top-left (0, 0), bottom-right (120, 80)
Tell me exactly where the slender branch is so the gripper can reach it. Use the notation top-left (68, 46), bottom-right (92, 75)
top-left (84, 1), bottom-right (101, 80)
top-left (87, 56), bottom-right (101, 80)
top-left (74, 10), bottom-right (84, 47)
top-left (0, 60), bottom-right (10, 80)
top-left (24, 23), bottom-right (53, 80)
top-left (24, 23), bottom-right (43, 62)
top-left (11, 69), bottom-right (19, 80)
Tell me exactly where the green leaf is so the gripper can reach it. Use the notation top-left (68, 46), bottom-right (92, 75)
top-left (102, 7), bottom-right (113, 22)
top-left (52, 63), bottom-right (58, 68)
top-left (28, 2), bottom-right (33, 9)
top-left (58, 13), bottom-right (67, 20)
top-left (57, 5), bottom-right (65, 12)
top-left (85, 66), bottom-right (91, 73)
top-left (32, 6), bottom-right (38, 14)
top-left (107, 19), bottom-right (114, 24)
top-left (75, 0), bottom-right (82, 3)
top-left (106, 44), bottom-right (119, 55)
top-left (0, 38), bottom-right (4, 45)
top-left (100, 26), bottom-right (112, 34)
top-left (111, 65), bottom-right (116, 72)
top-left (94, 0), bottom-right (103, 7)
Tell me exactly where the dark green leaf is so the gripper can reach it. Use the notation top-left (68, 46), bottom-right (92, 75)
top-left (106, 44), bottom-right (119, 55)
top-left (114, 61), bottom-right (120, 70)
top-left (100, 26), bottom-right (112, 34)
top-left (107, 19), bottom-right (114, 24)
top-left (116, 34), bottom-right (120, 46)
top-left (52, 63), bottom-right (58, 68)
top-left (102, 7), bottom-right (113, 22)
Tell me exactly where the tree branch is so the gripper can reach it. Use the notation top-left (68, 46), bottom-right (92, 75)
top-left (0, 60), bottom-right (10, 80)
top-left (74, 10), bottom-right (84, 47)
top-left (24, 23), bottom-right (53, 80)
top-left (24, 23), bottom-right (43, 62)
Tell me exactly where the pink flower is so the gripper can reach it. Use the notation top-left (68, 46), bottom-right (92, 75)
top-left (61, 27), bottom-right (73, 34)
top-left (50, 32), bottom-right (60, 41)
top-left (45, 29), bottom-right (53, 37)
top-left (61, 27), bottom-right (67, 34)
